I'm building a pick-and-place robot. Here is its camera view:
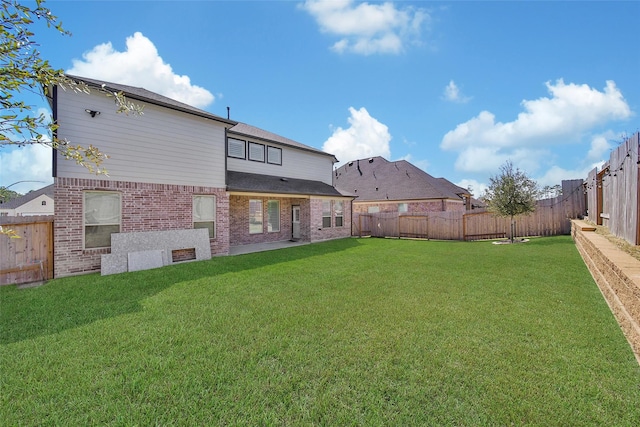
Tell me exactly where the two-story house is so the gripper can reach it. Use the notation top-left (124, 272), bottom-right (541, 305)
top-left (49, 75), bottom-right (352, 277)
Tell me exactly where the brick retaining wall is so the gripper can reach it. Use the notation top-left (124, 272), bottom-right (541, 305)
top-left (572, 220), bottom-right (640, 364)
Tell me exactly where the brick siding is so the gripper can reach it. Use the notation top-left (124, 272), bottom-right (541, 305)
top-left (229, 195), bottom-right (306, 245)
top-left (310, 198), bottom-right (352, 242)
top-left (54, 178), bottom-right (229, 277)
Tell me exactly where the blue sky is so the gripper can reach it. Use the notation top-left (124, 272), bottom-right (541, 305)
top-left (2, 0), bottom-right (638, 196)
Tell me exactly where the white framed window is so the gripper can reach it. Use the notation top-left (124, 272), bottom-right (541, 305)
top-left (322, 200), bottom-right (332, 228)
top-left (193, 195), bottom-right (216, 238)
top-left (227, 138), bottom-right (246, 159)
top-left (368, 206), bottom-right (380, 213)
top-left (267, 200), bottom-right (280, 232)
top-left (398, 203), bottom-right (408, 213)
top-left (248, 142), bottom-right (265, 162)
top-left (84, 191), bottom-right (121, 249)
top-left (267, 146), bottom-right (282, 165)
top-left (249, 199), bottom-right (263, 234)
top-left (334, 200), bottom-right (343, 227)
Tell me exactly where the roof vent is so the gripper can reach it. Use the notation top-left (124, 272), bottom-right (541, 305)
top-left (280, 177), bottom-right (288, 182)
top-left (368, 158), bottom-right (374, 163)
top-left (348, 161), bottom-right (354, 166)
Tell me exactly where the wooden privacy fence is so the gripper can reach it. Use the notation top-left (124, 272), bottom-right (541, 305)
top-left (585, 132), bottom-right (639, 245)
top-left (355, 180), bottom-right (585, 241)
top-left (1, 216), bottom-right (54, 285)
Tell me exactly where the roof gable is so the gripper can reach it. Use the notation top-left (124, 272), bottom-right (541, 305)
top-left (62, 75), bottom-right (235, 126)
top-left (333, 157), bottom-right (469, 202)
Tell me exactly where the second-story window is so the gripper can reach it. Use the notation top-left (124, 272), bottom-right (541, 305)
top-left (248, 142), bottom-right (265, 162)
top-left (228, 138), bottom-right (246, 159)
top-left (267, 146), bottom-right (282, 165)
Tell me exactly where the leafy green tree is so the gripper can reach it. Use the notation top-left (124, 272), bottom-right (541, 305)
top-left (0, 186), bottom-right (21, 203)
top-left (1, 0), bottom-right (142, 173)
top-left (484, 160), bottom-right (539, 242)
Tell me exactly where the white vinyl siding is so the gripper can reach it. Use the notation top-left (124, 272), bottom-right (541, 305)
top-left (267, 200), bottom-right (280, 232)
top-left (55, 89), bottom-right (227, 187)
top-left (228, 138), bottom-right (246, 159)
top-left (84, 191), bottom-right (121, 249)
top-left (249, 199), bottom-right (263, 234)
top-left (193, 195), bottom-right (216, 238)
top-left (227, 145), bottom-right (334, 185)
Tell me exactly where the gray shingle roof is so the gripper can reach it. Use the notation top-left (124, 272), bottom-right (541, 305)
top-left (227, 171), bottom-right (345, 197)
top-left (229, 122), bottom-right (336, 160)
top-left (64, 75), bottom-right (235, 126)
top-left (333, 157), bottom-right (470, 202)
top-left (0, 184), bottom-right (54, 209)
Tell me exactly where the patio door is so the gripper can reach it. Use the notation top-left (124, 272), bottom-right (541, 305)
top-left (292, 205), bottom-right (301, 240)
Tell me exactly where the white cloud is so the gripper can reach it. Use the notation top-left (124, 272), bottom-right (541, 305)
top-left (322, 107), bottom-right (392, 165)
top-left (587, 132), bottom-right (615, 162)
top-left (440, 79), bottom-right (632, 175)
top-left (455, 179), bottom-right (487, 199)
top-left (301, 0), bottom-right (429, 55)
top-left (67, 32), bottom-right (215, 108)
top-left (535, 163), bottom-right (602, 188)
top-left (0, 144), bottom-right (53, 194)
top-left (443, 80), bottom-right (471, 103)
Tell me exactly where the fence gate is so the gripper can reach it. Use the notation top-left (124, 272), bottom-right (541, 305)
top-left (1, 216), bottom-right (54, 285)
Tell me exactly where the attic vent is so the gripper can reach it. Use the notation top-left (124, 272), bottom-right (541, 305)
top-left (368, 158), bottom-right (374, 163)
top-left (280, 177), bottom-right (288, 182)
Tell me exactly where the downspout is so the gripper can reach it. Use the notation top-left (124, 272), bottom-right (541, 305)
top-left (50, 84), bottom-right (58, 179)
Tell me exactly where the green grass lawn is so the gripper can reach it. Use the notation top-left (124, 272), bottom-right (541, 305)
top-left (2, 236), bottom-right (639, 425)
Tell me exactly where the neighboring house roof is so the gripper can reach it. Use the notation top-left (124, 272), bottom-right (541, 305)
top-left (59, 75), bottom-right (236, 126)
top-left (227, 171), bottom-right (345, 197)
top-left (0, 184), bottom-right (54, 210)
top-left (333, 157), bottom-right (470, 202)
top-left (229, 122), bottom-right (337, 161)
top-left (435, 178), bottom-right (472, 198)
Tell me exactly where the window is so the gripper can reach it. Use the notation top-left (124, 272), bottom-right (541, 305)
top-left (249, 199), bottom-right (263, 234)
top-left (248, 142), bottom-right (265, 162)
top-left (334, 201), bottom-right (343, 227)
top-left (368, 206), bottom-right (380, 213)
top-left (398, 203), bottom-right (408, 213)
top-left (193, 195), bottom-right (216, 238)
top-left (227, 138), bottom-right (246, 159)
top-left (42, 201), bottom-right (47, 206)
top-left (267, 146), bottom-right (282, 165)
top-left (322, 200), bottom-right (332, 228)
top-left (84, 191), bottom-right (121, 249)
top-left (267, 200), bottom-right (280, 232)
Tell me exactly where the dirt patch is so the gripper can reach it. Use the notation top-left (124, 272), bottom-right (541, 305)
top-left (492, 238), bottom-right (530, 245)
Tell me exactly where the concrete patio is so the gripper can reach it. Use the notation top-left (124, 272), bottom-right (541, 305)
top-left (228, 240), bottom-right (309, 256)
